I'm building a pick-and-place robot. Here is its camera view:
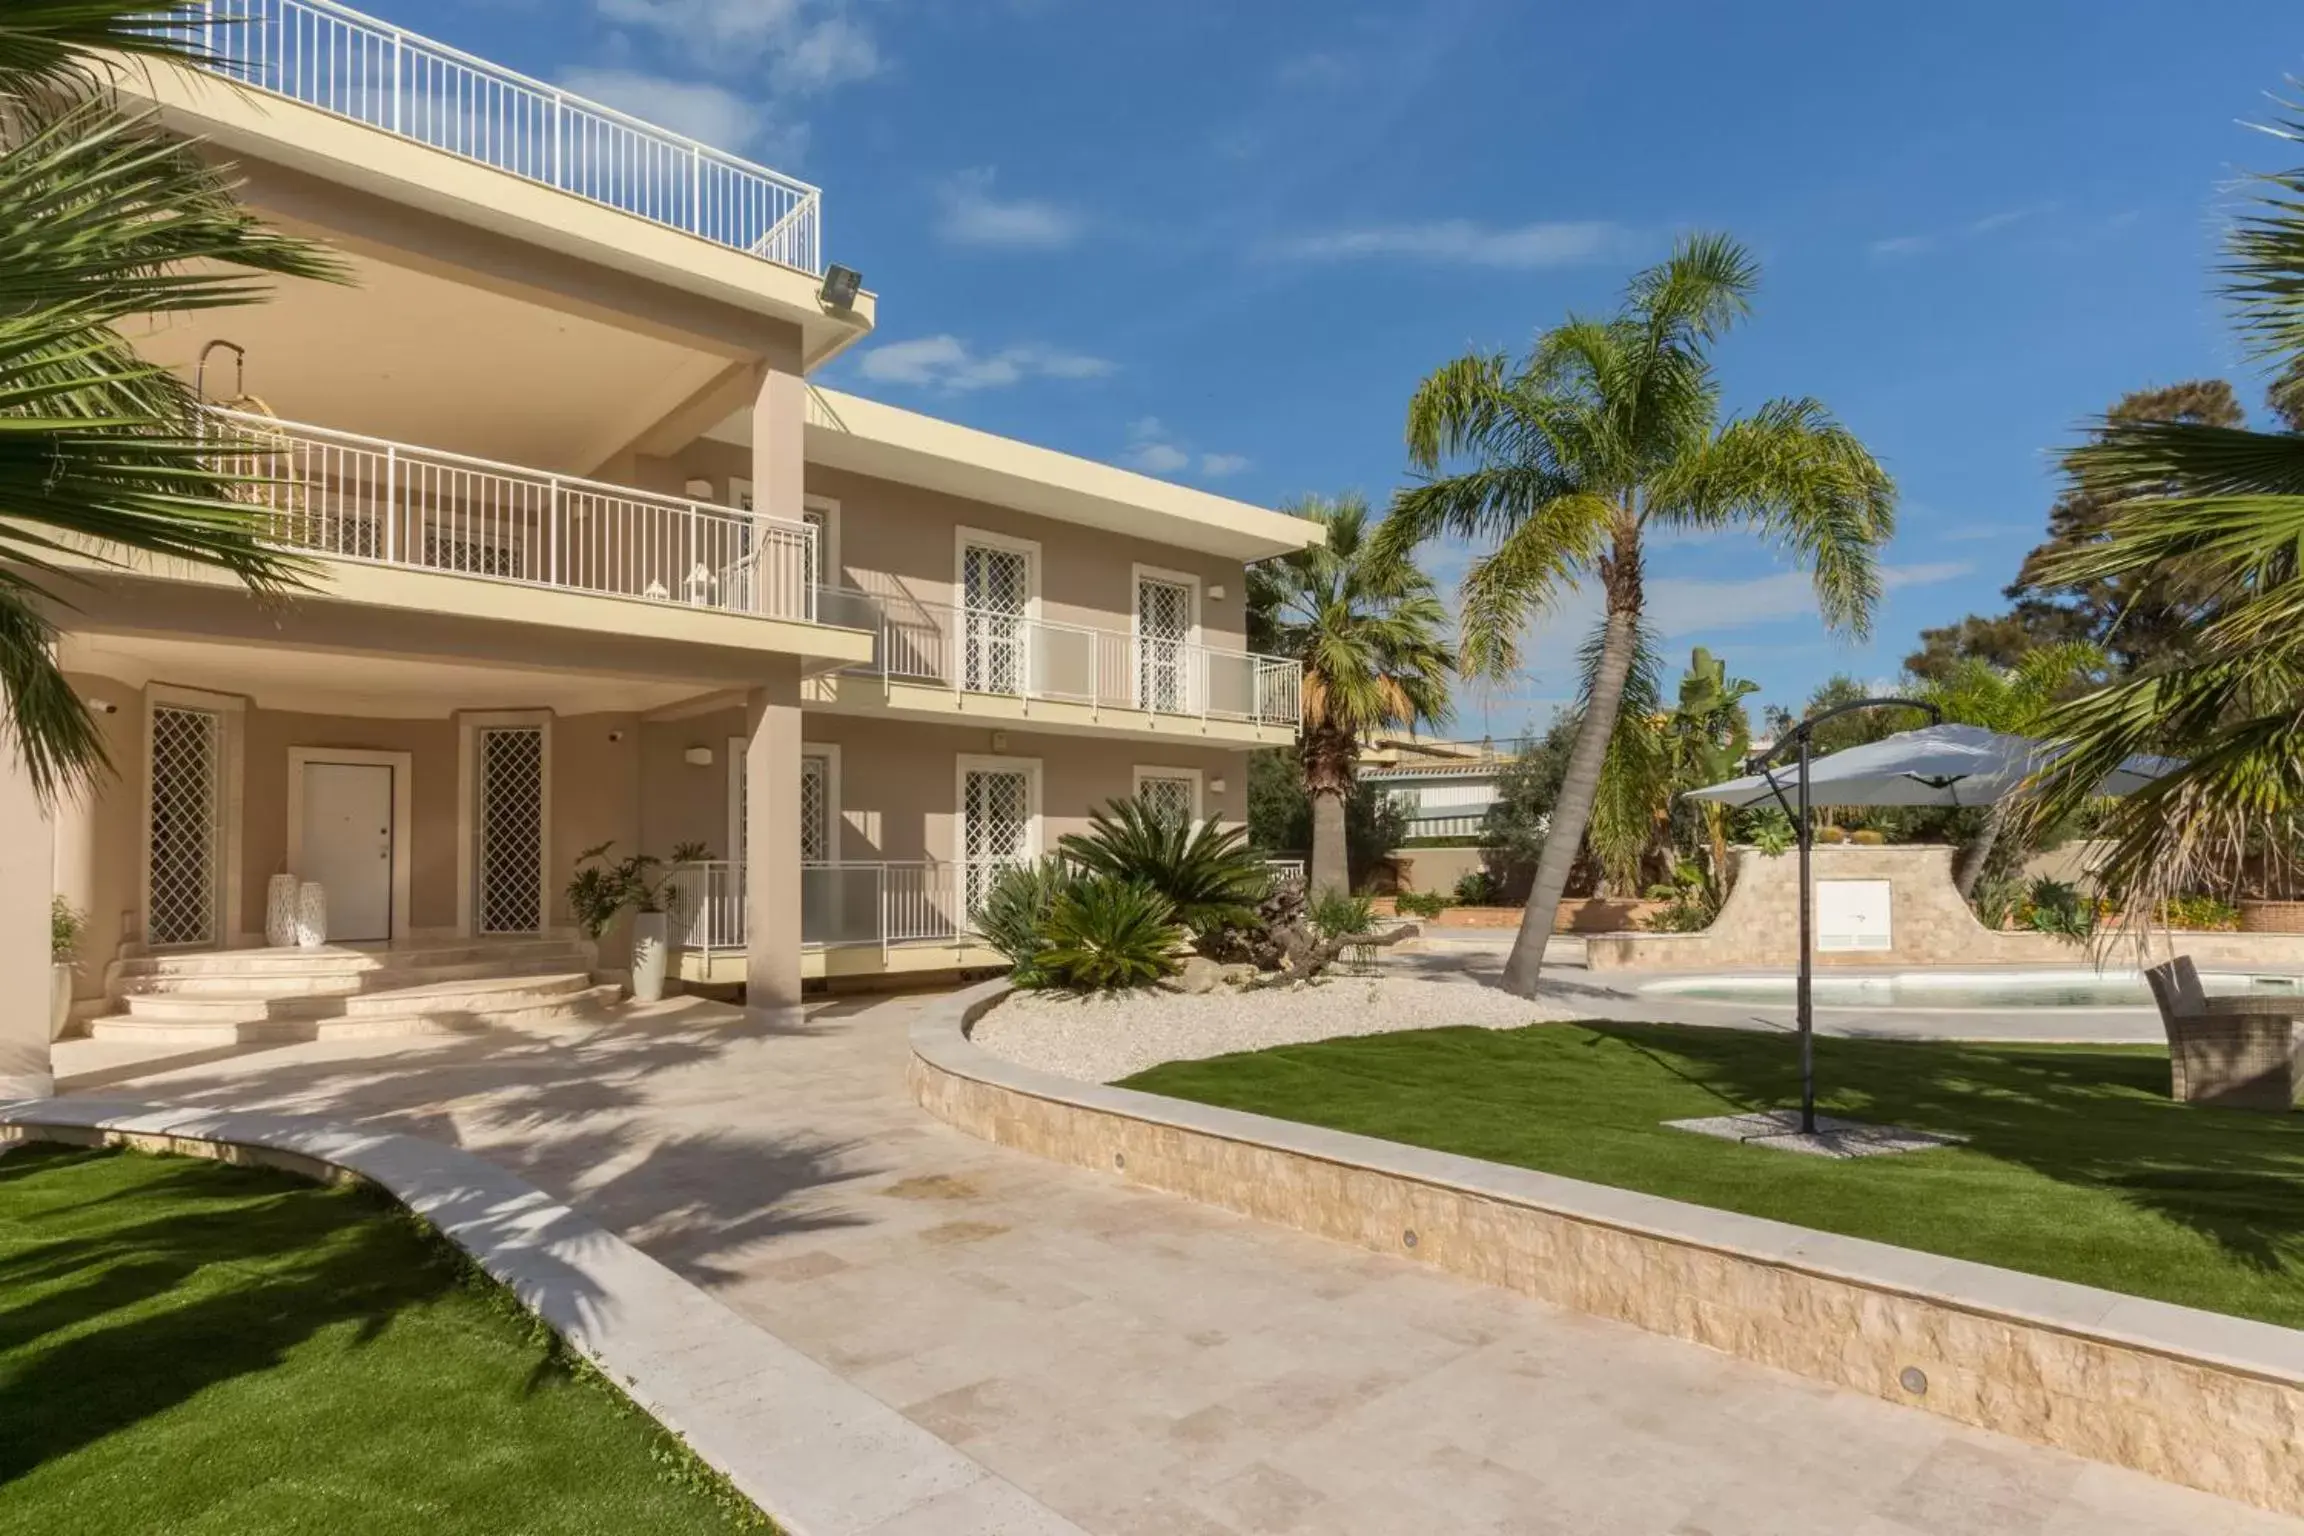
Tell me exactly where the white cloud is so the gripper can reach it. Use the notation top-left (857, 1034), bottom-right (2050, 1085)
top-left (936, 168), bottom-right (1083, 250)
top-left (560, 69), bottom-right (761, 151)
top-left (1199, 452), bottom-right (1252, 477)
top-left (1869, 203), bottom-right (2056, 260)
top-left (1263, 219), bottom-right (1631, 269)
top-left (1640, 562), bottom-right (1971, 637)
top-left (1128, 443), bottom-right (1192, 474)
top-left (594, 0), bottom-right (881, 91)
top-left (856, 335), bottom-right (1115, 393)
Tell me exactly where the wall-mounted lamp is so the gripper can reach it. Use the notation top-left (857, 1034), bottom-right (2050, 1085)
top-left (1207, 584), bottom-right (1226, 601)
top-left (88, 699), bottom-right (119, 716)
top-left (819, 264), bottom-right (863, 311)
top-left (1209, 777), bottom-right (1227, 794)
top-left (683, 478), bottom-right (714, 500)
top-left (607, 729), bottom-right (626, 743)
top-left (989, 731), bottom-right (1009, 753)
top-left (684, 746), bottom-right (714, 767)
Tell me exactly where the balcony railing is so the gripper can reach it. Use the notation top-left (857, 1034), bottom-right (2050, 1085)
top-left (183, 0), bottom-right (823, 273)
top-left (824, 589), bottom-right (1303, 729)
top-left (669, 859), bottom-right (1027, 956)
top-left (207, 409), bottom-right (821, 621)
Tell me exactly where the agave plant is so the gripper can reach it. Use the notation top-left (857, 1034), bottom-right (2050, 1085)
top-left (1057, 794), bottom-right (1270, 940)
top-left (1037, 876), bottom-right (1185, 991)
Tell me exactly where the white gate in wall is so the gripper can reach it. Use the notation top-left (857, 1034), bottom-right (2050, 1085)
top-left (476, 726), bottom-right (545, 934)
top-left (148, 705), bottom-right (223, 948)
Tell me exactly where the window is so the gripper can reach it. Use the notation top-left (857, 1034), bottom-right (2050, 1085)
top-left (1132, 766), bottom-right (1203, 826)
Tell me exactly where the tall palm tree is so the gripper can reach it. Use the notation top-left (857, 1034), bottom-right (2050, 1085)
top-left (2020, 114), bottom-right (2304, 929)
top-left (1248, 494), bottom-right (1455, 895)
top-left (1383, 234), bottom-right (1896, 995)
top-left (2, 0), bottom-right (342, 799)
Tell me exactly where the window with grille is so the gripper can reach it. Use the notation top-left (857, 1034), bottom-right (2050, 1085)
top-left (1136, 576), bottom-right (1193, 713)
top-left (961, 765), bottom-right (1032, 918)
top-left (148, 706), bottom-right (222, 948)
top-left (800, 753), bottom-right (832, 862)
top-left (961, 543), bottom-right (1031, 694)
top-left (1136, 774), bottom-right (1197, 826)
top-left (426, 528), bottom-right (520, 579)
top-left (476, 726), bottom-right (545, 933)
top-left (801, 506), bottom-right (828, 590)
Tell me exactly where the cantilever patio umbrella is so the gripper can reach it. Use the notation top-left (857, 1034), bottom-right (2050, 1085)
top-left (1684, 717), bottom-right (2179, 1134)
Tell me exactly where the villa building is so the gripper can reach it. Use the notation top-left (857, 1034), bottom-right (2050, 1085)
top-left (0, 0), bottom-right (1314, 1096)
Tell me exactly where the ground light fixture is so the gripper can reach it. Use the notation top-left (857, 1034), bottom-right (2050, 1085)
top-left (819, 264), bottom-right (863, 310)
top-left (1742, 696), bottom-right (1943, 1135)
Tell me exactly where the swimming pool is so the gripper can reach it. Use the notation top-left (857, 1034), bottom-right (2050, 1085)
top-left (1642, 969), bottom-right (2304, 1011)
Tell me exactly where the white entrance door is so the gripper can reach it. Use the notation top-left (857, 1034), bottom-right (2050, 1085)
top-left (959, 761), bottom-right (1036, 920)
top-left (302, 762), bottom-right (395, 942)
top-left (475, 725), bottom-right (546, 934)
top-left (1136, 575), bottom-right (1194, 714)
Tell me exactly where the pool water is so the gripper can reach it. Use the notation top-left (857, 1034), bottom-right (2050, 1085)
top-left (1647, 970), bottom-right (2304, 1010)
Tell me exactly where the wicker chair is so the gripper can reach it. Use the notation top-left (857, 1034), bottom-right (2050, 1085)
top-left (2146, 957), bottom-right (2303, 1111)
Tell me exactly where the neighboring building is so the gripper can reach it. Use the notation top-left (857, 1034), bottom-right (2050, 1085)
top-left (1357, 736), bottom-right (1528, 841)
top-left (5, 2), bottom-right (1314, 1093)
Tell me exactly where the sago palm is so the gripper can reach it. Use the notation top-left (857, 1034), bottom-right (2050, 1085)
top-left (1384, 233), bottom-right (1895, 994)
top-left (1, 0), bottom-right (342, 798)
top-left (2020, 112), bottom-right (2304, 928)
top-left (1248, 493), bottom-right (1455, 895)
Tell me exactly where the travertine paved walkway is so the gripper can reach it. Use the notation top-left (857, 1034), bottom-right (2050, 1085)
top-left (55, 996), bottom-right (2303, 1535)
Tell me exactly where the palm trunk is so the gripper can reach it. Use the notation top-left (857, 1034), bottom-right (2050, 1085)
top-left (1309, 787), bottom-right (1350, 896)
top-left (1502, 589), bottom-right (1643, 995)
top-left (1954, 801), bottom-right (2009, 899)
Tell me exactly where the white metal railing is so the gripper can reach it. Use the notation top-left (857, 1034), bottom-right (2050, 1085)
top-left (1263, 858), bottom-right (1306, 888)
top-left (671, 859), bottom-right (1027, 955)
top-left (208, 409), bottom-right (818, 620)
top-left (823, 589), bottom-right (1303, 729)
top-left (186, 0), bottom-right (823, 273)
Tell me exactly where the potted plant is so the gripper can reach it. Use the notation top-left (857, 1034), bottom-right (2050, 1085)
top-left (51, 896), bottom-right (84, 1041)
top-left (565, 841), bottom-right (710, 1003)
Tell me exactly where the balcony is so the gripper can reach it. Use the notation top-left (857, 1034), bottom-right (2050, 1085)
top-left (207, 408), bottom-right (827, 623)
top-left (181, 0), bottom-right (822, 273)
top-left (819, 589), bottom-right (1304, 731)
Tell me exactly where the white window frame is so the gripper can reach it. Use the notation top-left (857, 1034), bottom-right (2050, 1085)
top-left (1132, 764), bottom-right (1205, 824)
top-left (801, 740), bottom-right (842, 863)
top-left (953, 753), bottom-right (1044, 864)
top-left (1131, 562), bottom-right (1203, 713)
top-left (287, 746), bottom-right (414, 942)
top-left (143, 683), bottom-right (246, 950)
top-left (456, 709), bottom-right (554, 937)
top-left (954, 525), bottom-right (1043, 620)
top-left (801, 494), bottom-right (840, 591)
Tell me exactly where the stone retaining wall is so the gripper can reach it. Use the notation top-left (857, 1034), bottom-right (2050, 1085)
top-left (911, 982), bottom-right (2304, 1518)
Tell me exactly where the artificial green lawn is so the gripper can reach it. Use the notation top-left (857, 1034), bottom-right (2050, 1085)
top-left (1122, 1022), bottom-right (2304, 1330)
top-left (0, 1144), bottom-right (770, 1535)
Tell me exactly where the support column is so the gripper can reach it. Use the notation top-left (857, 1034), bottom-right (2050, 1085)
top-left (750, 361), bottom-right (808, 612)
top-left (0, 743), bottom-right (56, 1099)
top-left (744, 664), bottom-right (803, 1025)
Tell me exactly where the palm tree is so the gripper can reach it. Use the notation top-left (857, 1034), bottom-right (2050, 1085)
top-left (2, 1), bottom-right (342, 799)
top-left (1248, 494), bottom-right (1455, 896)
top-left (2020, 113), bottom-right (2304, 929)
top-left (1384, 234), bottom-right (1896, 995)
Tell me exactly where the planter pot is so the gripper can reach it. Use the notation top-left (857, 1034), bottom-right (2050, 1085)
top-left (50, 962), bottom-right (74, 1042)
top-left (265, 873), bottom-right (300, 948)
top-left (2241, 899), bottom-right (2304, 934)
top-left (630, 911), bottom-right (669, 1003)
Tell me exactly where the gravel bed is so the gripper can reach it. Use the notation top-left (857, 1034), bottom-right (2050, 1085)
top-left (968, 974), bottom-right (1569, 1084)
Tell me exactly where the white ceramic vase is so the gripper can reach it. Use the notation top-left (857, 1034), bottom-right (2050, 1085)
top-left (265, 873), bottom-right (300, 948)
top-left (295, 881), bottom-right (328, 949)
top-left (630, 910), bottom-right (669, 1003)
top-left (50, 961), bottom-right (74, 1042)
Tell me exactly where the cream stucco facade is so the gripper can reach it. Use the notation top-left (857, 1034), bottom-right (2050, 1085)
top-left (2, 6), bottom-right (1315, 1096)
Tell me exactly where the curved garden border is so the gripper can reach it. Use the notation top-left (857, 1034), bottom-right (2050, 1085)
top-left (0, 1096), bottom-right (1084, 1536)
top-left (911, 980), bottom-right (2304, 1518)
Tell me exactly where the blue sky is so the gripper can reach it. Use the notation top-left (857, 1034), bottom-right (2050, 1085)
top-left (420, 0), bottom-right (2301, 732)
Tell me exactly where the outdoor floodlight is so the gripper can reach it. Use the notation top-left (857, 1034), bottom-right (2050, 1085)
top-left (820, 264), bottom-right (863, 310)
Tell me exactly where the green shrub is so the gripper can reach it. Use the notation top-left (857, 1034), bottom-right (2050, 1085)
top-left (2020, 877), bottom-right (2094, 941)
top-left (1038, 876), bottom-right (1186, 991)
top-left (1058, 795), bottom-right (1268, 940)
top-left (1453, 869), bottom-right (1504, 906)
top-left (50, 895), bottom-right (84, 965)
top-left (1740, 807), bottom-right (1794, 857)
top-left (976, 857), bottom-right (1081, 987)
top-left (2158, 893), bottom-right (2242, 931)
top-left (1815, 825), bottom-right (1848, 845)
top-left (1309, 890), bottom-right (1376, 941)
top-left (1848, 828), bottom-right (1887, 846)
top-left (1395, 890), bottom-right (1450, 918)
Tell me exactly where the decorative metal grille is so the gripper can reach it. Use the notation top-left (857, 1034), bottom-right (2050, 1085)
top-left (961, 544), bottom-right (1030, 694)
top-left (148, 706), bottom-right (221, 948)
top-left (962, 767), bottom-right (1031, 917)
top-left (1137, 577), bottom-right (1192, 712)
top-left (801, 507), bottom-right (828, 589)
top-left (1137, 775), bottom-right (1196, 826)
top-left (476, 727), bottom-right (545, 933)
top-left (800, 753), bottom-right (831, 862)
top-left (424, 527), bottom-right (520, 578)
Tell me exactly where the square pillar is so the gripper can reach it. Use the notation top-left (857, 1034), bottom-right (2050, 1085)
top-left (745, 665), bottom-right (803, 1025)
top-left (751, 362), bottom-right (808, 611)
top-left (0, 743), bottom-right (56, 1099)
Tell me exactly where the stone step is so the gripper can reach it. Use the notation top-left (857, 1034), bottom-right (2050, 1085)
top-left (111, 936), bottom-right (593, 981)
top-left (89, 980), bottom-right (624, 1046)
top-left (312, 984), bottom-right (623, 1039)
top-left (115, 954), bottom-right (591, 1000)
top-left (337, 972), bottom-right (595, 1017)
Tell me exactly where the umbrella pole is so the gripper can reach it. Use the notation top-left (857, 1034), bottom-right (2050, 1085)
top-left (1797, 730), bottom-right (1815, 1135)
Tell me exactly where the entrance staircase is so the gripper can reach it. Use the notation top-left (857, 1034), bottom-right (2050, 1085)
top-left (90, 935), bottom-right (619, 1046)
